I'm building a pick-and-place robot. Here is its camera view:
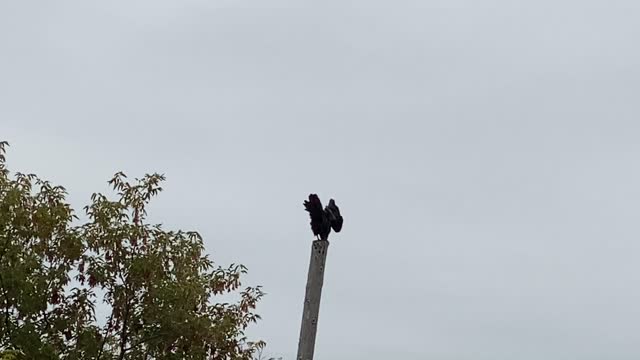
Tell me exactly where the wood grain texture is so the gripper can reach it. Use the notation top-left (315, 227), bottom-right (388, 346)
top-left (296, 240), bottom-right (330, 360)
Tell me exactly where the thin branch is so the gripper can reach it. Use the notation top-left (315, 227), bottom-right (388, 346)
top-left (96, 311), bottom-right (114, 360)
top-left (117, 296), bottom-right (131, 360)
top-left (123, 332), bottom-right (166, 353)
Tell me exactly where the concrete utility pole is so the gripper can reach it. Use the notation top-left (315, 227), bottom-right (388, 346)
top-left (296, 239), bottom-right (330, 360)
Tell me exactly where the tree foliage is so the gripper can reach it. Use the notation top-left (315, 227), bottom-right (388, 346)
top-left (0, 142), bottom-right (265, 359)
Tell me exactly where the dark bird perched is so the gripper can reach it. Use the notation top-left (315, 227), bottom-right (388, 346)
top-left (303, 194), bottom-right (343, 241)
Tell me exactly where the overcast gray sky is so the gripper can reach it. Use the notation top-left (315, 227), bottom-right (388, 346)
top-left (2, 1), bottom-right (640, 359)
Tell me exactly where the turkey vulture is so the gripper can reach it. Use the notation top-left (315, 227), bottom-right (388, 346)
top-left (303, 194), bottom-right (343, 241)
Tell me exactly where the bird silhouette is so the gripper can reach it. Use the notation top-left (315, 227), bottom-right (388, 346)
top-left (303, 194), bottom-right (343, 241)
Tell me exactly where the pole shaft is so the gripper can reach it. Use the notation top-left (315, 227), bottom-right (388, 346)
top-left (296, 240), bottom-right (330, 360)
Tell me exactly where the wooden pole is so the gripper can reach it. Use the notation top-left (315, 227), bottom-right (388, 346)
top-left (296, 239), bottom-right (330, 360)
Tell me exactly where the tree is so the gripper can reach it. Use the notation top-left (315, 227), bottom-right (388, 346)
top-left (0, 142), bottom-right (266, 359)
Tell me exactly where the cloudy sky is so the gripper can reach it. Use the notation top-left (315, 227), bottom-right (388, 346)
top-left (2, 1), bottom-right (640, 359)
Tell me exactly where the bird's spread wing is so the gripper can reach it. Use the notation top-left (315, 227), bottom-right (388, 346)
top-left (304, 194), bottom-right (324, 236)
top-left (325, 199), bottom-right (343, 233)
